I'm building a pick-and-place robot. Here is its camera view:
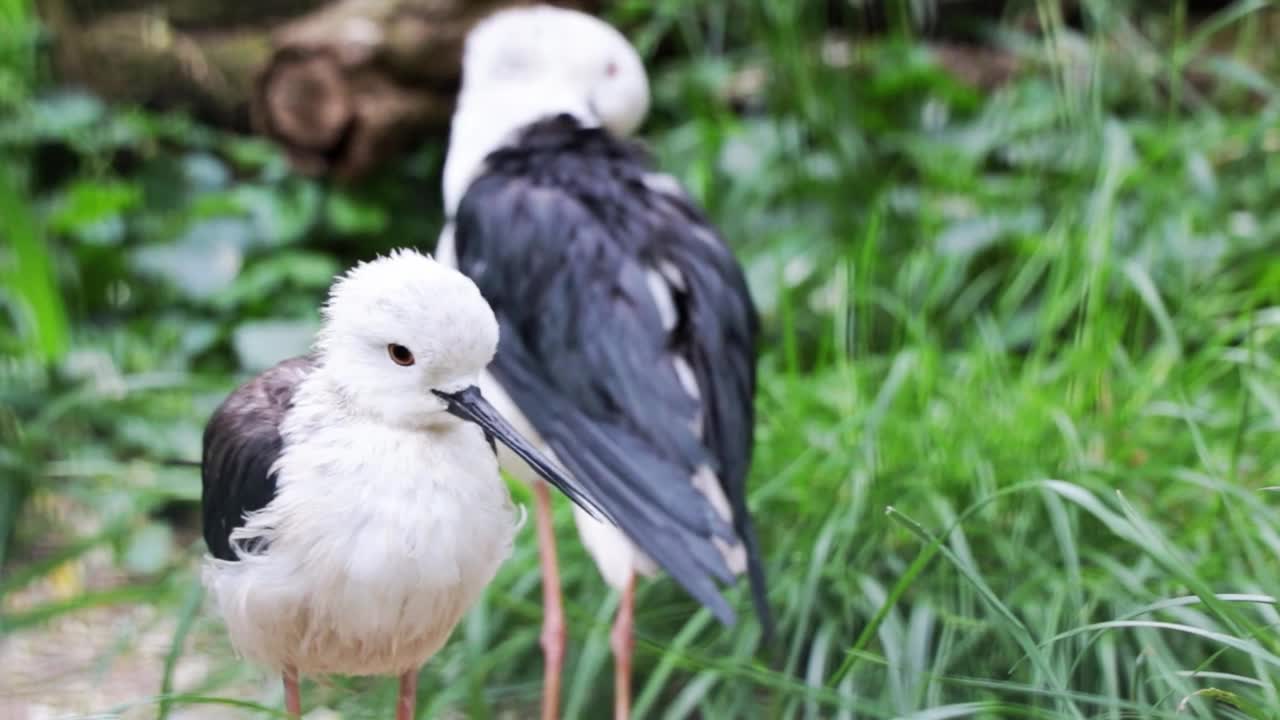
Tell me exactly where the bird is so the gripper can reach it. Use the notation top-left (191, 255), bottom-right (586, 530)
top-left (436, 6), bottom-right (770, 718)
top-left (199, 248), bottom-right (604, 719)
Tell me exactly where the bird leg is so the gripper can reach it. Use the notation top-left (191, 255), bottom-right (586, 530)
top-left (611, 572), bottom-right (636, 720)
top-left (283, 666), bottom-right (302, 718)
top-left (397, 668), bottom-right (419, 720)
top-left (534, 481), bottom-right (566, 720)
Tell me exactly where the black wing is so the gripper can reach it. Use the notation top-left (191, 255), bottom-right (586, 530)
top-left (453, 115), bottom-right (768, 630)
top-left (201, 356), bottom-right (315, 561)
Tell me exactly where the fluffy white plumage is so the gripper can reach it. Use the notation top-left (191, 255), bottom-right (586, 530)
top-left (442, 4), bottom-right (650, 214)
top-left (317, 249), bottom-right (500, 424)
top-left (203, 249), bottom-right (520, 676)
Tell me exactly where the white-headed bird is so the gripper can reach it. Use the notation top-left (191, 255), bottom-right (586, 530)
top-left (437, 7), bottom-right (771, 718)
top-left (201, 249), bottom-right (603, 719)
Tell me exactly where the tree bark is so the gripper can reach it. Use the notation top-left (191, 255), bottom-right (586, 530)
top-left (252, 0), bottom-right (600, 178)
top-left (39, 0), bottom-right (597, 179)
top-left (38, 0), bottom-right (297, 129)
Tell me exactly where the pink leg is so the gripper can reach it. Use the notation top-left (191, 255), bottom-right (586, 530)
top-left (397, 668), bottom-right (419, 720)
top-left (283, 667), bottom-right (302, 718)
top-left (611, 572), bottom-right (636, 720)
top-left (534, 482), bottom-right (566, 720)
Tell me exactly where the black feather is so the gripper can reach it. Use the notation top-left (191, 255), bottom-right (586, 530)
top-left (201, 356), bottom-right (314, 561)
top-left (453, 114), bottom-right (770, 632)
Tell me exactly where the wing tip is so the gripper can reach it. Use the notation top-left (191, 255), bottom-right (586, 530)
top-left (710, 599), bottom-right (737, 627)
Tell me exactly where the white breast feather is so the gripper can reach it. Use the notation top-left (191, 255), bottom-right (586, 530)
top-left (202, 376), bottom-right (520, 676)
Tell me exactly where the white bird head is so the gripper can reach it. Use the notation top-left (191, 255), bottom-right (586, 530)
top-left (317, 248), bottom-right (498, 425)
top-left (443, 5), bottom-right (650, 212)
top-left (312, 248), bottom-right (604, 516)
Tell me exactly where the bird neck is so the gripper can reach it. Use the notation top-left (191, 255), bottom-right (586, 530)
top-left (443, 83), bottom-right (596, 215)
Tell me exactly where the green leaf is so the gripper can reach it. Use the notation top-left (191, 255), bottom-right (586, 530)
top-left (130, 218), bottom-right (250, 299)
top-left (209, 251), bottom-right (339, 311)
top-left (233, 181), bottom-right (323, 246)
top-left (122, 522), bottom-right (174, 575)
top-left (0, 166), bottom-right (69, 361)
top-left (180, 151), bottom-right (231, 190)
top-left (49, 179), bottom-right (141, 245)
top-left (232, 319), bottom-right (320, 372)
top-left (326, 190), bottom-right (389, 235)
top-left (1178, 687), bottom-right (1271, 719)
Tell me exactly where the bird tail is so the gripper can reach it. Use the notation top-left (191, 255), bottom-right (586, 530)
top-left (736, 507), bottom-right (774, 644)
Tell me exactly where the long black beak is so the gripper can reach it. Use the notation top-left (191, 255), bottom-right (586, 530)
top-left (433, 386), bottom-right (606, 521)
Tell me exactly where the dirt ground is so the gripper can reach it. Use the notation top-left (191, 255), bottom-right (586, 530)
top-left (0, 539), bottom-right (270, 720)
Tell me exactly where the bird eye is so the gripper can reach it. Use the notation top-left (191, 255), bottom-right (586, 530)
top-left (387, 344), bottom-right (415, 366)
top-left (605, 60), bottom-right (618, 78)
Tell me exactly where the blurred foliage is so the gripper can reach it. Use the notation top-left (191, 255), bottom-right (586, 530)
top-left (0, 23), bottom-right (448, 570)
top-left (2, 0), bottom-right (1280, 718)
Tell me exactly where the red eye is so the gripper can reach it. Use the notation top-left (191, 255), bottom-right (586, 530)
top-left (387, 344), bottom-right (415, 366)
top-left (605, 60), bottom-right (619, 77)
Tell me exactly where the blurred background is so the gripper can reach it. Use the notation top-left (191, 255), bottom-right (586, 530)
top-left (2, 0), bottom-right (1279, 718)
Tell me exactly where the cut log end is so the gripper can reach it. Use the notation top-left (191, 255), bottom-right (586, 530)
top-left (256, 50), bottom-right (353, 152)
top-left (250, 0), bottom-right (601, 180)
top-left (257, 59), bottom-right (454, 179)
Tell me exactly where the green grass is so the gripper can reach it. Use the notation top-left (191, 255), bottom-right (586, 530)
top-left (3, 0), bottom-right (1280, 718)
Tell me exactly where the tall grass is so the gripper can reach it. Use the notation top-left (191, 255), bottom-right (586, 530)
top-left (2, 1), bottom-right (1278, 718)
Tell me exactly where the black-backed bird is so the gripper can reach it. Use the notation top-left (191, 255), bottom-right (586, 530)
top-left (200, 249), bottom-right (603, 719)
top-left (436, 7), bottom-right (770, 718)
